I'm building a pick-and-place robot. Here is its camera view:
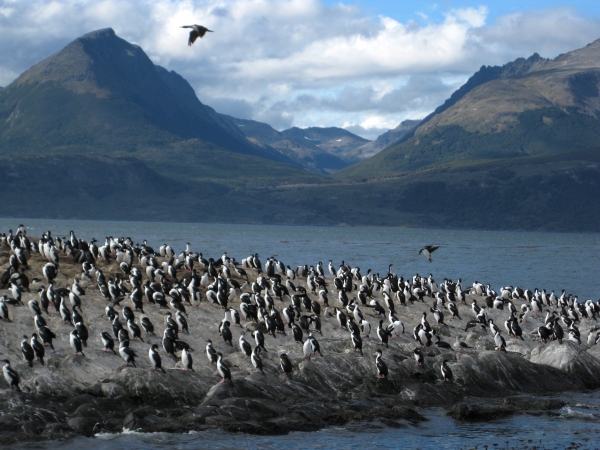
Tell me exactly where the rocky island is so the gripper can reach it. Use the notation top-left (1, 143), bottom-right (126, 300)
top-left (0, 227), bottom-right (599, 445)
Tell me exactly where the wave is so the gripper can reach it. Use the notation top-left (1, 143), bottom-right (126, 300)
top-left (559, 406), bottom-right (597, 420)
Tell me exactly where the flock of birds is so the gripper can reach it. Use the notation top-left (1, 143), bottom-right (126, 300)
top-left (1, 225), bottom-right (599, 394)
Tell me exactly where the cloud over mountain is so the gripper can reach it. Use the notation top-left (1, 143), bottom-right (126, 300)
top-left (1, 1), bottom-right (599, 138)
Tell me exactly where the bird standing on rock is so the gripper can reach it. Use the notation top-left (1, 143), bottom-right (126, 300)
top-left (280, 352), bottom-right (293, 378)
top-left (441, 360), bottom-right (453, 382)
top-left (2, 360), bottom-right (20, 391)
top-left (149, 344), bottom-right (166, 373)
top-left (375, 349), bottom-right (388, 379)
top-left (216, 352), bottom-right (233, 385)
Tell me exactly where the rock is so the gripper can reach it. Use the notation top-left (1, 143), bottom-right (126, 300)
top-left (0, 414), bottom-right (20, 432)
top-left (448, 402), bottom-right (515, 421)
top-left (100, 382), bottom-right (127, 398)
top-left (123, 412), bottom-right (141, 430)
top-left (501, 395), bottom-right (566, 411)
top-left (41, 422), bottom-right (77, 439)
top-left (67, 417), bottom-right (97, 437)
top-left (452, 350), bottom-right (582, 394)
top-left (205, 415), bottom-right (236, 426)
top-left (244, 322), bottom-right (267, 333)
top-left (72, 403), bottom-right (103, 421)
top-left (122, 405), bottom-right (158, 430)
top-left (63, 394), bottom-right (98, 411)
top-left (530, 341), bottom-right (600, 388)
top-left (17, 419), bottom-right (45, 435)
top-left (193, 405), bottom-right (220, 419)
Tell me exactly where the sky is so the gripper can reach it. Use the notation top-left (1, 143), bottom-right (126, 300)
top-left (1, 1), bottom-right (600, 140)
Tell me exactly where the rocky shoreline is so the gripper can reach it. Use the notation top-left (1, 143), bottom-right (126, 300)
top-left (1, 234), bottom-right (599, 444)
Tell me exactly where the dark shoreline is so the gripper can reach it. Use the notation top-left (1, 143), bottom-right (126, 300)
top-left (1, 350), bottom-right (599, 445)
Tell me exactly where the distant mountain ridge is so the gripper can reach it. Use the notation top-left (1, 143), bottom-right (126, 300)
top-left (350, 119), bottom-right (420, 160)
top-left (339, 39), bottom-right (600, 178)
top-left (221, 114), bottom-right (358, 174)
top-left (0, 29), bottom-right (599, 231)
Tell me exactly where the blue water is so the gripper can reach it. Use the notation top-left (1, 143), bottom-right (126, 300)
top-left (2, 217), bottom-right (600, 448)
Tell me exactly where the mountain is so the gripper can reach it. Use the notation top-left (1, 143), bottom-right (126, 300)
top-left (349, 119), bottom-right (420, 160)
top-left (339, 40), bottom-right (600, 179)
top-left (0, 28), bottom-right (321, 185)
top-left (0, 29), bottom-right (599, 231)
top-left (257, 147), bottom-right (600, 231)
top-left (280, 126), bottom-right (370, 164)
top-left (221, 115), bottom-right (357, 173)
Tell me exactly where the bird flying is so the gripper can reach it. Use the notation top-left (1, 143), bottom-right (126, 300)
top-left (181, 25), bottom-right (213, 46)
top-left (419, 245), bottom-right (439, 262)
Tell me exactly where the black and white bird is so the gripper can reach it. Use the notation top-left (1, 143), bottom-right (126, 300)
top-left (149, 344), bottom-right (166, 373)
top-left (2, 360), bottom-right (20, 391)
top-left (140, 316), bottom-right (155, 335)
top-left (239, 332), bottom-right (252, 358)
top-left (351, 330), bottom-right (363, 356)
top-left (441, 359), bottom-right (453, 382)
top-left (252, 330), bottom-right (267, 352)
top-left (100, 331), bottom-right (116, 354)
top-left (30, 334), bottom-right (45, 365)
top-left (216, 352), bottom-right (233, 385)
top-left (280, 352), bottom-right (293, 378)
top-left (251, 347), bottom-right (264, 375)
top-left (119, 341), bottom-right (137, 367)
top-left (302, 333), bottom-right (322, 360)
top-left (21, 335), bottom-right (35, 367)
top-left (419, 245), bottom-right (439, 262)
top-left (181, 348), bottom-right (194, 372)
top-left (494, 330), bottom-right (507, 351)
top-left (375, 349), bottom-right (388, 379)
top-left (68, 330), bottom-right (84, 357)
top-left (181, 24), bottom-right (213, 46)
top-left (454, 336), bottom-right (471, 353)
top-left (377, 320), bottom-right (391, 348)
top-left (205, 340), bottom-right (218, 364)
top-left (413, 347), bottom-right (425, 366)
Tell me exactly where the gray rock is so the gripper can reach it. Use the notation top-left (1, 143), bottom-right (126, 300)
top-left (67, 417), bottom-right (97, 437)
top-left (42, 422), bottom-right (77, 439)
top-left (530, 341), bottom-right (600, 388)
top-left (17, 419), bottom-right (45, 435)
top-left (100, 382), bottom-right (127, 398)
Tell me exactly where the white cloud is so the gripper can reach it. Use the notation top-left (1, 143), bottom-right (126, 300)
top-left (0, 1), bottom-right (599, 138)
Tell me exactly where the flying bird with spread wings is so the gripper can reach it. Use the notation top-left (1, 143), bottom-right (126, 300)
top-left (419, 245), bottom-right (439, 262)
top-left (181, 25), bottom-right (213, 46)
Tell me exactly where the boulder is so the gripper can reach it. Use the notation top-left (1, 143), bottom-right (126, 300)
top-left (67, 417), bottom-right (97, 437)
top-left (530, 341), bottom-right (600, 388)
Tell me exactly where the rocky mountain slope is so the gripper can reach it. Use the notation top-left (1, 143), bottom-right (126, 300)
top-left (219, 115), bottom-right (352, 173)
top-left (0, 28), bottom-right (314, 184)
top-left (350, 119), bottom-right (420, 160)
top-left (280, 126), bottom-right (370, 164)
top-left (340, 40), bottom-right (600, 178)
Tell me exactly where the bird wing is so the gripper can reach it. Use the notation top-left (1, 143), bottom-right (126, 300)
top-left (197, 26), bottom-right (212, 37)
top-left (426, 246), bottom-right (440, 253)
top-left (188, 30), bottom-right (199, 46)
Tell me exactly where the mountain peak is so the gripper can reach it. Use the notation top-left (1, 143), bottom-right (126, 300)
top-left (11, 27), bottom-right (152, 99)
top-left (80, 27), bottom-right (117, 40)
top-left (0, 28), bottom-right (296, 168)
